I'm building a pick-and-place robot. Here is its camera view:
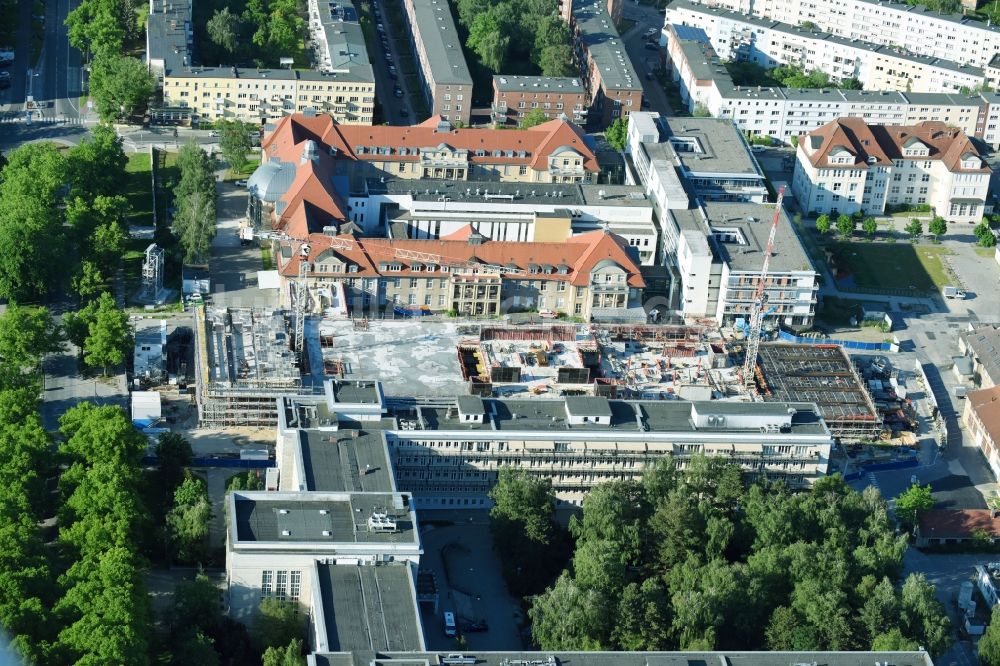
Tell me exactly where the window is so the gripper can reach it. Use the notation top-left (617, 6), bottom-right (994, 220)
top-left (261, 571), bottom-right (273, 599)
top-left (289, 572), bottom-right (301, 602)
top-left (275, 570), bottom-right (288, 601)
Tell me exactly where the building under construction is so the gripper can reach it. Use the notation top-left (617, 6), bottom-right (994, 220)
top-left (194, 306), bottom-right (321, 426)
top-left (753, 343), bottom-right (881, 442)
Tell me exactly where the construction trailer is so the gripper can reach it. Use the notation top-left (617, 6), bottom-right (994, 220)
top-left (193, 306), bottom-right (321, 426)
top-left (754, 343), bottom-right (881, 442)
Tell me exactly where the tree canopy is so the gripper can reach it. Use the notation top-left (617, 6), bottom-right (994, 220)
top-left (894, 483), bottom-right (934, 529)
top-left (527, 460), bottom-right (948, 655)
top-left (171, 142), bottom-right (217, 265)
top-left (605, 118), bottom-right (628, 152)
top-left (520, 108), bottom-right (550, 129)
top-left (216, 120), bottom-right (257, 174)
top-left (88, 54), bottom-right (156, 122)
top-left (455, 0), bottom-right (572, 76)
top-left (0, 305), bottom-right (62, 370)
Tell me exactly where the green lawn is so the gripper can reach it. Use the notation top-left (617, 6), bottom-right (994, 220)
top-left (261, 246), bottom-right (274, 271)
top-left (828, 241), bottom-right (952, 292)
top-left (223, 155), bottom-right (260, 181)
top-left (125, 153), bottom-right (154, 227)
top-left (817, 295), bottom-right (890, 327)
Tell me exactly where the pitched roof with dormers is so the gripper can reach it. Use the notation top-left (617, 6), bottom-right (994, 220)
top-left (801, 119), bottom-right (990, 173)
top-left (262, 113), bottom-right (599, 173)
top-left (276, 230), bottom-right (644, 288)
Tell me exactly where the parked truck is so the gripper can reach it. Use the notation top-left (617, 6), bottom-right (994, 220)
top-left (943, 286), bottom-right (967, 299)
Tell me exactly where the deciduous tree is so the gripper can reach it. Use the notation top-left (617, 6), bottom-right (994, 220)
top-left (0, 304), bottom-right (62, 370)
top-left (836, 213), bottom-right (855, 238)
top-left (520, 108), bottom-right (549, 129)
top-left (605, 117), bottom-right (628, 152)
top-left (894, 483), bottom-right (934, 528)
top-left (862, 217), bottom-right (878, 237)
top-left (255, 599), bottom-right (306, 652)
top-left (262, 639), bottom-right (305, 666)
top-left (980, 605), bottom-right (1000, 665)
top-left (207, 8), bottom-right (243, 56)
top-left (905, 218), bottom-right (923, 238)
top-left (217, 120), bottom-right (256, 174)
top-left (167, 476), bottom-right (213, 563)
top-left (815, 213), bottom-right (831, 234)
top-left (89, 54), bottom-right (156, 122)
top-left (81, 292), bottom-right (132, 374)
top-left (928, 216), bottom-right (948, 239)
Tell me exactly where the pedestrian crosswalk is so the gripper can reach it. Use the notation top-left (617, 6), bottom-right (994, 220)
top-left (0, 115), bottom-right (88, 125)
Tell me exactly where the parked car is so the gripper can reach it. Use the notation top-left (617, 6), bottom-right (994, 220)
top-left (0, 71), bottom-right (10, 88)
top-left (377, 23), bottom-right (385, 32)
top-left (208, 130), bottom-right (220, 137)
top-left (388, 65), bottom-right (397, 78)
top-left (644, 27), bottom-right (658, 37)
top-left (394, 86), bottom-right (404, 97)
top-left (234, 179), bottom-right (248, 187)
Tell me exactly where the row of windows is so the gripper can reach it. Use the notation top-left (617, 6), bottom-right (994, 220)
top-left (260, 570), bottom-right (302, 602)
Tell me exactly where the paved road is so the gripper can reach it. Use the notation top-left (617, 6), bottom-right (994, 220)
top-left (621, 4), bottom-right (673, 116)
top-left (208, 179), bottom-right (277, 308)
top-left (40, 342), bottom-right (128, 431)
top-left (369, 0), bottom-right (415, 125)
top-left (0, 0), bottom-right (32, 116)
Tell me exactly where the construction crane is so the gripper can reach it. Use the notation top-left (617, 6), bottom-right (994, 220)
top-left (741, 185), bottom-right (785, 394)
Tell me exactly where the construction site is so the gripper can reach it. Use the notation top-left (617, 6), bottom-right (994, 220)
top-left (752, 343), bottom-right (882, 442)
top-left (194, 306), bottom-right (323, 426)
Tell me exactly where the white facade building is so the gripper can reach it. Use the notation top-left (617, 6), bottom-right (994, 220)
top-left (793, 118), bottom-right (991, 223)
top-left (683, 0), bottom-right (1000, 68)
top-left (663, 24), bottom-right (999, 147)
top-left (666, 0), bottom-right (987, 95)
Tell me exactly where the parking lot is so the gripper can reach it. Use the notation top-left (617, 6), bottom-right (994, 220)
top-left (417, 510), bottom-right (527, 652)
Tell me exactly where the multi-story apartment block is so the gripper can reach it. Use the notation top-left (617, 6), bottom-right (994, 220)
top-left (249, 112), bottom-right (601, 237)
top-left (667, 202), bottom-right (818, 327)
top-left (567, 0), bottom-right (643, 129)
top-left (684, 0), bottom-right (1000, 68)
top-left (663, 25), bottom-right (1000, 147)
top-left (491, 76), bottom-right (589, 126)
top-left (147, 0), bottom-right (375, 126)
top-left (666, 0), bottom-right (987, 95)
top-left (274, 229), bottom-right (645, 319)
top-left (399, 0), bottom-right (474, 125)
top-left (792, 119), bottom-right (991, 223)
top-left (627, 111), bottom-right (769, 205)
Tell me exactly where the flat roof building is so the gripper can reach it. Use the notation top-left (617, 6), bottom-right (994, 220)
top-left (491, 75), bottom-right (588, 127)
top-left (568, 0), bottom-right (643, 129)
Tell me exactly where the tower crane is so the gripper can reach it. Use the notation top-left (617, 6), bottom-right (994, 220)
top-left (741, 185), bottom-right (785, 394)
top-left (244, 228), bottom-right (528, 354)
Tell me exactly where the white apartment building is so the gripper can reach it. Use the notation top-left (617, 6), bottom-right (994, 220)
top-left (666, 0), bottom-right (987, 95)
top-left (685, 0), bottom-right (1000, 68)
top-left (663, 25), bottom-right (997, 147)
top-left (793, 119), bottom-right (991, 223)
top-left (668, 202), bottom-right (818, 327)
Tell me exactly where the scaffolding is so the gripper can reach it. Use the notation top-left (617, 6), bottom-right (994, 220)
top-left (194, 306), bottom-right (321, 426)
top-left (755, 343), bottom-right (881, 442)
top-left (140, 243), bottom-right (165, 301)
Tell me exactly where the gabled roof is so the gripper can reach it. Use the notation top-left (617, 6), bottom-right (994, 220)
top-left (276, 231), bottom-right (644, 288)
top-left (262, 113), bottom-right (598, 172)
top-left (801, 119), bottom-right (990, 173)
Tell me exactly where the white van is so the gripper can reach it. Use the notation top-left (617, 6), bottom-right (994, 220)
top-left (443, 611), bottom-right (457, 637)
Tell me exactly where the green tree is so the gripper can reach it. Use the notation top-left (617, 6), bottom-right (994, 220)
top-left (65, 0), bottom-right (128, 58)
top-left (605, 117), bottom-right (628, 152)
top-left (976, 220), bottom-right (997, 247)
top-left (156, 433), bottom-right (194, 492)
top-left (539, 44), bottom-right (576, 77)
top-left (894, 483), bottom-right (934, 527)
top-left (167, 477), bottom-right (213, 563)
top-left (836, 213), bottom-right (856, 238)
top-left (520, 108), bottom-right (550, 129)
top-left (899, 573), bottom-right (951, 657)
top-left (82, 292), bottom-right (132, 374)
top-left (255, 598), bottom-right (306, 652)
top-left (173, 630), bottom-right (220, 666)
top-left (862, 217), bottom-right (878, 238)
top-left (693, 103), bottom-right (711, 117)
top-left (207, 7), bottom-right (243, 56)
top-left (0, 143), bottom-right (68, 302)
top-left (89, 54), bottom-right (156, 122)
top-left (928, 216), bottom-right (948, 239)
top-left (905, 218), bottom-right (923, 238)
top-left (60, 402), bottom-right (148, 469)
top-left (872, 627), bottom-right (920, 651)
top-left (815, 213), bottom-right (831, 234)
top-left (529, 572), bottom-right (611, 651)
top-left (262, 638), bottom-right (305, 666)
top-left (979, 605), bottom-right (1000, 666)
top-left (0, 305), bottom-right (62, 370)
top-left (217, 120), bottom-right (256, 174)
top-left (66, 124), bottom-right (128, 200)
top-left (468, 10), bottom-right (511, 72)
top-left (172, 571), bottom-right (222, 635)
top-left (172, 142), bottom-right (217, 265)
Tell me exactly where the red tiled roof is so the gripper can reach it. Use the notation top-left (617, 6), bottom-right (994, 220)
top-left (801, 119), bottom-right (989, 173)
top-left (918, 509), bottom-right (1000, 539)
top-left (276, 230), bottom-right (645, 288)
top-left (263, 113), bottom-right (599, 172)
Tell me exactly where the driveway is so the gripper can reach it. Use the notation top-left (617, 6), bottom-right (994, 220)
top-left (209, 181), bottom-right (277, 309)
top-left (417, 511), bottom-right (526, 652)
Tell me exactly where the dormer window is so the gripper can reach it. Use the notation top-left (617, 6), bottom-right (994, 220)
top-left (348, 264), bottom-right (358, 273)
top-left (475, 149), bottom-right (485, 157)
